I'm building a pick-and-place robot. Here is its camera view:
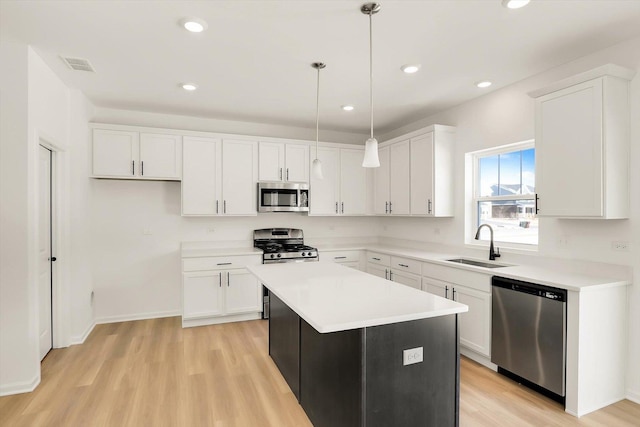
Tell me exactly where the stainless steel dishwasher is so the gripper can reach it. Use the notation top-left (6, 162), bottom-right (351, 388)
top-left (491, 276), bottom-right (567, 403)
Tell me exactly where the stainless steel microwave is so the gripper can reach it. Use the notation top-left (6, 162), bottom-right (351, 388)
top-left (257, 182), bottom-right (309, 213)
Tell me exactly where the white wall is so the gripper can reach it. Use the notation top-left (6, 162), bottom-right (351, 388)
top-left (378, 35), bottom-right (640, 401)
top-left (0, 41), bottom-right (38, 395)
top-left (0, 43), bottom-right (95, 395)
top-left (90, 178), bottom-right (379, 322)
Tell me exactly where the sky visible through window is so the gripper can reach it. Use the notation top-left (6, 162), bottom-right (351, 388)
top-left (479, 148), bottom-right (535, 197)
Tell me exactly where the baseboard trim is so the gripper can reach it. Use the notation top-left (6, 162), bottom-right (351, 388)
top-left (69, 321), bottom-right (96, 345)
top-left (182, 312), bottom-right (262, 328)
top-left (95, 310), bottom-right (181, 325)
top-left (0, 374), bottom-right (40, 397)
top-left (626, 389), bottom-right (640, 405)
top-left (460, 348), bottom-right (497, 371)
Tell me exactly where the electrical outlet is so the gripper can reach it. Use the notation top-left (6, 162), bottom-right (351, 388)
top-left (403, 347), bottom-right (423, 366)
top-left (611, 241), bottom-right (630, 251)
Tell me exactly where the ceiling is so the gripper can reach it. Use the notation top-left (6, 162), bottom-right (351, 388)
top-left (2, 1), bottom-right (640, 136)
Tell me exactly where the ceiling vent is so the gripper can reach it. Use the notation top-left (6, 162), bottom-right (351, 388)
top-left (60, 56), bottom-right (95, 72)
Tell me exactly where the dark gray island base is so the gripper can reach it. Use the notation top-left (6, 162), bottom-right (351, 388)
top-left (269, 293), bottom-right (460, 427)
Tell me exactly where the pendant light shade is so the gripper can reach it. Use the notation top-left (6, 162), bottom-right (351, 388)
top-left (361, 3), bottom-right (381, 168)
top-left (311, 62), bottom-right (326, 180)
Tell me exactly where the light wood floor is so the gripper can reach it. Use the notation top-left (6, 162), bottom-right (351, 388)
top-left (1, 317), bottom-right (638, 426)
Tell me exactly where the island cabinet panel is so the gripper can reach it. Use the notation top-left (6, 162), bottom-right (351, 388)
top-left (365, 315), bottom-right (458, 427)
top-left (269, 294), bottom-right (301, 401)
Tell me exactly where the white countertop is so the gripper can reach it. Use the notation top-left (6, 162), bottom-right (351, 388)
top-left (247, 262), bottom-right (468, 334)
top-left (317, 243), bottom-right (630, 292)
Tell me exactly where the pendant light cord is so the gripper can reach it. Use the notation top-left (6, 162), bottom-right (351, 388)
top-left (369, 12), bottom-right (374, 139)
top-left (316, 66), bottom-right (320, 158)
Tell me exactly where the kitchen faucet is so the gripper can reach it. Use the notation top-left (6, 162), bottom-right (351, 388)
top-left (475, 224), bottom-right (501, 261)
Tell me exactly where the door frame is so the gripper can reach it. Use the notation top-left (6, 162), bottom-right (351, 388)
top-left (34, 131), bottom-right (70, 350)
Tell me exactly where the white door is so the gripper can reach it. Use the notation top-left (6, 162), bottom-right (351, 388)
top-left (367, 263), bottom-right (388, 280)
top-left (389, 140), bottom-right (411, 215)
top-left (38, 146), bottom-right (53, 360)
top-left (222, 139), bottom-right (258, 215)
top-left (225, 269), bottom-right (261, 314)
top-left (182, 137), bottom-right (221, 215)
top-left (373, 146), bottom-right (390, 214)
top-left (410, 132), bottom-right (433, 215)
top-left (285, 143), bottom-right (309, 182)
top-left (340, 149), bottom-right (367, 215)
top-left (139, 133), bottom-right (182, 179)
top-left (309, 147), bottom-right (340, 215)
top-left (453, 285), bottom-right (491, 357)
top-left (258, 142), bottom-right (284, 181)
top-left (92, 129), bottom-right (139, 177)
top-left (421, 277), bottom-right (449, 298)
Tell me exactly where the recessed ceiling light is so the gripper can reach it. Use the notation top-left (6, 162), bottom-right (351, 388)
top-left (341, 105), bottom-right (355, 111)
top-left (502, 0), bottom-right (530, 9)
top-left (476, 81), bottom-right (492, 88)
top-left (181, 83), bottom-right (198, 91)
top-left (180, 18), bottom-right (208, 33)
top-left (401, 64), bottom-right (421, 74)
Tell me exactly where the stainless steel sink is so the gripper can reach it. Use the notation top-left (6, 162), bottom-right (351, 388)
top-left (446, 258), bottom-right (510, 268)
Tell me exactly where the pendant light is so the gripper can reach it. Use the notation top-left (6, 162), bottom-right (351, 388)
top-left (311, 62), bottom-right (326, 180)
top-left (361, 2), bottom-right (381, 168)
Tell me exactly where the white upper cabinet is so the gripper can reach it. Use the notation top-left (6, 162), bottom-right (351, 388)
top-left (309, 145), bottom-right (366, 216)
top-left (530, 64), bottom-right (634, 218)
top-left (139, 133), bottom-right (182, 179)
top-left (373, 146), bottom-right (391, 214)
top-left (410, 128), bottom-right (454, 217)
top-left (375, 125), bottom-right (455, 217)
top-left (182, 136), bottom-right (221, 216)
top-left (222, 139), bottom-right (258, 215)
top-left (182, 137), bottom-right (257, 216)
top-left (389, 140), bottom-right (411, 215)
top-left (258, 141), bottom-right (309, 183)
top-left (92, 128), bottom-right (182, 180)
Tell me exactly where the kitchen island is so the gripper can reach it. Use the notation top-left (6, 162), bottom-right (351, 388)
top-left (247, 262), bottom-right (468, 427)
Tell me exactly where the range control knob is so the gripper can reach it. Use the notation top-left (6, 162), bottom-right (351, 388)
top-left (270, 254), bottom-right (275, 259)
top-left (301, 252), bottom-right (306, 256)
top-left (277, 254), bottom-right (282, 258)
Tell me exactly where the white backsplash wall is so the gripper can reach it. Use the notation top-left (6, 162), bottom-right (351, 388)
top-left (90, 179), bottom-right (381, 322)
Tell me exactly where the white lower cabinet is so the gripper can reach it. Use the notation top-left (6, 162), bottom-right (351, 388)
top-left (366, 252), bottom-right (421, 289)
top-left (421, 266), bottom-right (492, 358)
top-left (320, 250), bottom-right (363, 271)
top-left (182, 254), bottom-right (262, 327)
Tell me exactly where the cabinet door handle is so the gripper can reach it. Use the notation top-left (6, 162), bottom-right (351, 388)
top-left (399, 263), bottom-right (409, 268)
top-left (385, 269), bottom-right (388, 280)
top-left (389, 270), bottom-right (394, 281)
top-left (372, 257), bottom-right (381, 261)
top-left (334, 256), bottom-right (347, 260)
top-left (286, 168), bottom-right (289, 181)
top-left (224, 200), bottom-right (227, 214)
top-left (389, 201), bottom-right (392, 214)
top-left (335, 202), bottom-right (338, 214)
top-left (217, 262), bottom-right (232, 266)
top-left (341, 202), bottom-right (344, 214)
top-left (219, 272), bottom-right (222, 287)
top-left (141, 160), bottom-right (144, 176)
top-left (452, 288), bottom-right (457, 301)
top-left (227, 271), bottom-right (230, 286)
top-left (428, 199), bottom-right (432, 214)
top-left (385, 201), bottom-right (388, 214)
top-left (535, 193), bottom-right (540, 214)
top-left (445, 285), bottom-right (449, 299)
top-left (132, 160), bottom-right (135, 176)
top-left (216, 200), bottom-right (219, 214)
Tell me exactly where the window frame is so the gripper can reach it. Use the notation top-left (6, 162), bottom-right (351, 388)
top-left (470, 139), bottom-right (537, 248)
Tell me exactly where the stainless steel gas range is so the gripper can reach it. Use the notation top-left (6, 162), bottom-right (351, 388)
top-left (253, 228), bottom-right (318, 318)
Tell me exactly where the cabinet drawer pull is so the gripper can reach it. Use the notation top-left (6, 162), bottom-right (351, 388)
top-left (141, 160), bottom-right (144, 176)
top-left (399, 263), bottom-right (409, 268)
top-left (389, 201), bottom-right (392, 214)
top-left (334, 256), bottom-right (347, 260)
top-left (372, 257), bottom-right (381, 261)
top-left (227, 271), bottom-right (230, 286)
top-left (219, 272), bottom-right (222, 287)
top-left (385, 201), bottom-right (388, 214)
top-left (132, 160), bottom-right (135, 175)
top-left (217, 262), bottom-right (232, 266)
top-left (341, 202), bottom-right (344, 214)
top-left (335, 202), bottom-right (338, 214)
top-left (286, 168), bottom-right (289, 181)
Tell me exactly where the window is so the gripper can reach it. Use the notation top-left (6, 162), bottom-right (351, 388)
top-left (473, 141), bottom-right (537, 246)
